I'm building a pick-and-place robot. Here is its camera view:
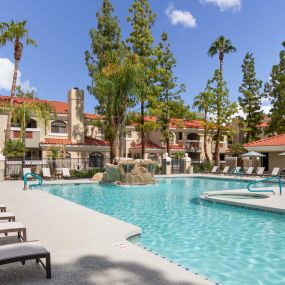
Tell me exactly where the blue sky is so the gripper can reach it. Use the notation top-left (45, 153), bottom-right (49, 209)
top-left (0, 0), bottom-right (285, 114)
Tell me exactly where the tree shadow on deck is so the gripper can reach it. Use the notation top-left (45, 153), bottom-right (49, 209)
top-left (0, 253), bottom-right (210, 285)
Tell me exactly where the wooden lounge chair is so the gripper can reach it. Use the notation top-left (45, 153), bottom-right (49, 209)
top-left (0, 212), bottom-right (15, 222)
top-left (0, 204), bottom-right (6, 212)
top-left (0, 222), bottom-right (27, 241)
top-left (42, 168), bottom-right (51, 179)
top-left (0, 241), bottom-right (51, 279)
top-left (62, 168), bottom-right (71, 179)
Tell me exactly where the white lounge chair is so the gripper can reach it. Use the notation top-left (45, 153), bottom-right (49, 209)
top-left (245, 167), bottom-right (254, 176)
top-left (0, 222), bottom-right (27, 241)
top-left (0, 241), bottom-right (51, 279)
top-left (220, 166), bottom-right (230, 175)
top-left (230, 167), bottom-right (242, 175)
top-left (62, 168), bottom-right (71, 179)
top-left (256, 167), bottom-right (265, 176)
top-left (265, 167), bottom-right (280, 176)
top-left (0, 212), bottom-right (15, 222)
top-left (0, 204), bottom-right (6, 212)
top-left (23, 167), bottom-right (32, 179)
top-left (42, 168), bottom-right (51, 179)
top-left (210, 166), bottom-right (219, 174)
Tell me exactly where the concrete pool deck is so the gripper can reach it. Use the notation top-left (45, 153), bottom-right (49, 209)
top-left (0, 179), bottom-right (213, 285)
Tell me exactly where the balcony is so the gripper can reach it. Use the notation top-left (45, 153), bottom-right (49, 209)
top-left (11, 128), bottom-right (41, 148)
top-left (185, 140), bottom-right (202, 153)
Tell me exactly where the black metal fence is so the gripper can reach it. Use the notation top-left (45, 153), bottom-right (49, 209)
top-left (5, 158), bottom-right (106, 180)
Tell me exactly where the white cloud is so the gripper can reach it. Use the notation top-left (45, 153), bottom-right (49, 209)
top-left (166, 3), bottom-right (197, 29)
top-left (0, 57), bottom-right (36, 92)
top-left (200, 0), bottom-right (242, 12)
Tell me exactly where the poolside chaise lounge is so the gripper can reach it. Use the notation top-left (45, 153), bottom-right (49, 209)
top-left (0, 212), bottom-right (15, 222)
top-left (264, 167), bottom-right (280, 177)
top-left (230, 167), bottom-right (242, 175)
top-left (62, 168), bottom-right (71, 179)
top-left (255, 167), bottom-right (265, 177)
top-left (0, 204), bottom-right (6, 212)
top-left (220, 166), bottom-right (230, 175)
top-left (42, 168), bottom-right (51, 179)
top-left (244, 167), bottom-right (254, 176)
top-left (0, 222), bottom-right (27, 241)
top-left (0, 241), bottom-right (51, 279)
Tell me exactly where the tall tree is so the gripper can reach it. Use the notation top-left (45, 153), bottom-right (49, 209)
top-left (193, 91), bottom-right (213, 161)
top-left (0, 20), bottom-right (37, 142)
top-left (264, 44), bottom-right (285, 134)
top-left (208, 35), bottom-right (236, 80)
top-left (127, 0), bottom-right (156, 159)
top-left (207, 70), bottom-right (237, 166)
top-left (238, 52), bottom-right (263, 143)
top-left (85, 0), bottom-right (122, 163)
top-left (153, 32), bottom-right (185, 154)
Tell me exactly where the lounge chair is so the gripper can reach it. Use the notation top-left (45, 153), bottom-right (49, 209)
top-left (23, 167), bottom-right (32, 179)
top-left (244, 167), bottom-right (254, 176)
top-left (0, 222), bottom-right (27, 241)
top-left (254, 167), bottom-right (265, 177)
top-left (0, 212), bottom-right (15, 222)
top-left (0, 241), bottom-right (51, 279)
top-left (230, 167), bottom-right (242, 176)
top-left (0, 204), bottom-right (6, 212)
top-left (42, 168), bottom-right (51, 179)
top-left (209, 166), bottom-right (219, 174)
top-left (265, 167), bottom-right (280, 177)
top-left (62, 168), bottom-right (71, 179)
top-left (220, 166), bottom-right (230, 175)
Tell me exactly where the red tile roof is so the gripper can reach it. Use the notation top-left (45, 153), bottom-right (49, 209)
top-left (169, 144), bottom-right (185, 150)
top-left (257, 121), bottom-right (269, 128)
top-left (131, 141), bottom-right (163, 149)
top-left (41, 137), bottom-right (109, 146)
top-left (84, 113), bottom-right (104, 120)
top-left (244, 133), bottom-right (285, 147)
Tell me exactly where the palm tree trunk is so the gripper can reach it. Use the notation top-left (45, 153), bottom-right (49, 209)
top-left (141, 101), bottom-right (145, 159)
top-left (5, 59), bottom-right (19, 142)
top-left (214, 129), bottom-right (220, 166)
top-left (203, 112), bottom-right (210, 161)
top-left (166, 137), bottom-right (170, 155)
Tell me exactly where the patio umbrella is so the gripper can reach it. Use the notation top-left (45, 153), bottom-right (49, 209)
top-left (241, 151), bottom-right (265, 168)
top-left (240, 151), bottom-right (266, 157)
top-left (278, 152), bottom-right (285, 156)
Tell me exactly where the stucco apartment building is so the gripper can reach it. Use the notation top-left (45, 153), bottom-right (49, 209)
top-left (0, 88), bottom-right (228, 165)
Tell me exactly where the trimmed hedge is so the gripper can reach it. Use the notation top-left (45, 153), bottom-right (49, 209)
top-left (70, 168), bottom-right (103, 178)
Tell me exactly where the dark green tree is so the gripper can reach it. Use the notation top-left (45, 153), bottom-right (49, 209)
top-left (207, 70), bottom-right (237, 166)
top-left (238, 52), bottom-right (263, 143)
top-left (85, 0), bottom-right (122, 163)
top-left (127, 0), bottom-right (156, 159)
top-left (264, 45), bottom-right (285, 134)
top-left (153, 32), bottom-right (185, 153)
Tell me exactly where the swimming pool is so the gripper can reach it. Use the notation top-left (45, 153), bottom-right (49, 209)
top-left (40, 178), bottom-right (285, 285)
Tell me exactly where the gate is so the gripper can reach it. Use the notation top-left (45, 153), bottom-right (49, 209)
top-left (171, 157), bottom-right (183, 174)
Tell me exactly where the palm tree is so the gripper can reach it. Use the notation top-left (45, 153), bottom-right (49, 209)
top-left (193, 91), bottom-right (213, 161)
top-left (0, 20), bottom-right (37, 142)
top-left (208, 35), bottom-right (236, 79)
top-left (282, 41), bottom-right (285, 48)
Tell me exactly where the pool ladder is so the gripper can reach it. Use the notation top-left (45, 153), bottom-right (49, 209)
top-left (247, 176), bottom-right (282, 195)
top-left (23, 173), bottom-right (43, 190)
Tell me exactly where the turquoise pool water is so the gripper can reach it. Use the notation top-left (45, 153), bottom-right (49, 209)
top-left (40, 178), bottom-right (285, 285)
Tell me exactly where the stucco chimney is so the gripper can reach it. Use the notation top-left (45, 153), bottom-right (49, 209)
top-left (68, 88), bottom-right (85, 144)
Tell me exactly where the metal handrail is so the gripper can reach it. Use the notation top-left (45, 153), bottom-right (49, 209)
top-left (247, 176), bottom-right (283, 195)
top-left (23, 173), bottom-right (43, 190)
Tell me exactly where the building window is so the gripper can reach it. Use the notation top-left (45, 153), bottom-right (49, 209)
top-left (26, 119), bottom-right (37, 128)
top-left (51, 121), bottom-right (67, 134)
top-left (187, 133), bottom-right (200, 141)
top-left (89, 152), bottom-right (104, 168)
top-left (178, 132), bottom-right (183, 140)
top-left (96, 128), bottom-right (104, 140)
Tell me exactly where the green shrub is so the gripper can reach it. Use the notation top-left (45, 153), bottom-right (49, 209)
top-left (70, 168), bottom-right (103, 178)
top-left (193, 161), bottom-right (212, 173)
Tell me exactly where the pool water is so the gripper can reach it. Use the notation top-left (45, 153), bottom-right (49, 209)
top-left (40, 178), bottom-right (285, 285)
